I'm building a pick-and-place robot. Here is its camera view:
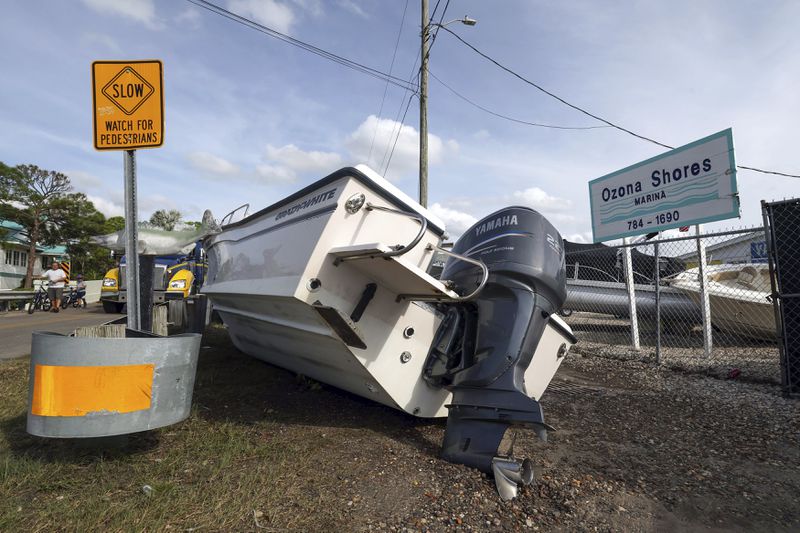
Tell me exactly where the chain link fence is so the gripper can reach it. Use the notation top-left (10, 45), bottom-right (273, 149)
top-left (561, 226), bottom-right (780, 383)
top-left (763, 199), bottom-right (800, 396)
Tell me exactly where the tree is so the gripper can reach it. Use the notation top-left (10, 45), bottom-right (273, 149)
top-left (149, 209), bottom-right (182, 231)
top-left (60, 193), bottom-right (112, 280)
top-left (0, 164), bottom-right (72, 287)
top-left (104, 216), bottom-right (125, 232)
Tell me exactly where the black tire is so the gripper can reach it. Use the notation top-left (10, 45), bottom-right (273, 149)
top-left (102, 300), bottom-right (124, 313)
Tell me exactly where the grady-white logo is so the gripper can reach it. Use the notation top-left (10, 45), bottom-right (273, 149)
top-left (475, 214), bottom-right (518, 236)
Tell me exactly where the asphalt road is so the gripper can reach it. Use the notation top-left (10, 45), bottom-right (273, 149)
top-left (0, 304), bottom-right (124, 360)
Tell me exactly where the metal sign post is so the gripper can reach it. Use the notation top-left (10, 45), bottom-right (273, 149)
top-left (92, 59), bottom-right (163, 332)
top-left (622, 238), bottom-right (640, 350)
top-left (695, 224), bottom-right (713, 357)
top-left (654, 242), bottom-right (661, 364)
top-left (124, 150), bottom-right (141, 330)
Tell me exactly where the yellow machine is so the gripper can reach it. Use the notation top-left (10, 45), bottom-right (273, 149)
top-left (100, 245), bottom-right (204, 314)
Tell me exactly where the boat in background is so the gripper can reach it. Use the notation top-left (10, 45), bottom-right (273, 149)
top-left (564, 279), bottom-right (702, 324)
top-left (203, 165), bottom-right (575, 499)
top-left (668, 264), bottom-right (776, 339)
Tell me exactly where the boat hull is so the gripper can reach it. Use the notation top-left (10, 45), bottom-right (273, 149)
top-left (204, 166), bottom-right (575, 418)
top-left (669, 264), bottom-right (777, 339)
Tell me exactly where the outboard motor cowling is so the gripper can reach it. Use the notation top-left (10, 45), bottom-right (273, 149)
top-left (424, 206), bottom-right (567, 499)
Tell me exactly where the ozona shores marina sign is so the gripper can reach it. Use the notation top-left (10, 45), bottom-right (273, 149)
top-left (589, 128), bottom-right (739, 242)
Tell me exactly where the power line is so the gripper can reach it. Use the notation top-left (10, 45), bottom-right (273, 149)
top-left (187, 0), bottom-right (417, 92)
top-left (438, 26), bottom-right (800, 179)
top-left (379, 90), bottom-right (414, 173)
top-left (426, 0), bottom-right (451, 58)
top-left (429, 70), bottom-right (610, 130)
top-left (736, 166), bottom-right (800, 178)
top-left (378, 45), bottom-right (425, 172)
top-left (436, 25), bottom-right (671, 149)
top-left (384, 94), bottom-right (417, 175)
top-left (368, 0), bottom-right (410, 162)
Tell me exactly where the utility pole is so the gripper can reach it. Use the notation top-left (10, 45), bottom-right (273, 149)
top-left (419, 0), bottom-right (429, 208)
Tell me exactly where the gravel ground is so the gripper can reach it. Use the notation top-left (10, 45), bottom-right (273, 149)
top-left (336, 351), bottom-right (800, 532)
top-left (4, 325), bottom-right (797, 531)
top-left (565, 312), bottom-right (781, 383)
top-left (196, 324), bottom-right (798, 532)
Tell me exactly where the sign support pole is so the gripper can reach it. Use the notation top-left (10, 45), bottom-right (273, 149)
top-left (654, 242), bottom-right (661, 364)
top-left (622, 238), bottom-right (640, 350)
top-left (695, 224), bottom-right (712, 357)
top-left (124, 149), bottom-right (141, 331)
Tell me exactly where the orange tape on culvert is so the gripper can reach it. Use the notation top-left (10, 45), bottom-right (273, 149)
top-left (31, 364), bottom-right (154, 417)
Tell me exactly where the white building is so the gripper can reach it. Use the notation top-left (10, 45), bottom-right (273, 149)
top-left (0, 220), bottom-right (67, 289)
top-left (678, 231), bottom-right (767, 266)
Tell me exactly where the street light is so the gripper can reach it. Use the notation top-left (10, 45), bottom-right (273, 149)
top-left (419, 2), bottom-right (477, 207)
top-left (440, 16), bottom-right (477, 27)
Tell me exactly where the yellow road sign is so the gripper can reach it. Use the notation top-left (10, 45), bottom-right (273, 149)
top-left (92, 60), bottom-right (163, 150)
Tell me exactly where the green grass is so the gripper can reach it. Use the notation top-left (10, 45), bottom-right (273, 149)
top-left (0, 325), bottom-right (362, 531)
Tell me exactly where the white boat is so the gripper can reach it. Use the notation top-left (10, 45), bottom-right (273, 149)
top-left (203, 165), bottom-right (575, 499)
top-left (668, 263), bottom-right (776, 339)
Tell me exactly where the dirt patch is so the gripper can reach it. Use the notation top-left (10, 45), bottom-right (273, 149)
top-left (0, 325), bottom-right (798, 531)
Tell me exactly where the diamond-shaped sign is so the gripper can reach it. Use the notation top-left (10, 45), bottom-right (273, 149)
top-left (92, 60), bottom-right (163, 150)
top-left (101, 66), bottom-right (155, 115)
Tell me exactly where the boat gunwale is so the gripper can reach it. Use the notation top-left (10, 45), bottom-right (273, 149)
top-left (218, 166), bottom-right (446, 236)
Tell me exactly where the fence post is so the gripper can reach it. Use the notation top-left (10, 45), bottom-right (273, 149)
top-left (622, 238), bottom-right (640, 350)
top-left (695, 225), bottom-right (713, 357)
top-left (654, 241), bottom-right (661, 364)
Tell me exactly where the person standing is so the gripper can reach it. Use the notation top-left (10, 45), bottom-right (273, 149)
top-left (40, 261), bottom-right (67, 313)
top-left (75, 274), bottom-right (87, 308)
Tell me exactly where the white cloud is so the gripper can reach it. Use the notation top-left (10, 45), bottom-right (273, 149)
top-left (254, 144), bottom-right (342, 183)
top-left (175, 7), bottom-right (202, 28)
top-left (429, 203), bottom-right (478, 238)
top-left (228, 0), bottom-right (295, 34)
top-left (345, 115), bottom-right (457, 181)
top-left (66, 170), bottom-right (104, 190)
top-left (80, 33), bottom-right (121, 53)
top-left (86, 194), bottom-right (123, 218)
top-left (566, 233), bottom-right (593, 244)
top-left (512, 187), bottom-right (572, 211)
top-left (140, 194), bottom-right (177, 213)
top-left (81, 0), bottom-right (161, 29)
top-left (187, 151), bottom-right (240, 176)
top-left (265, 144), bottom-right (342, 173)
top-left (337, 0), bottom-right (368, 18)
top-left (255, 164), bottom-right (296, 183)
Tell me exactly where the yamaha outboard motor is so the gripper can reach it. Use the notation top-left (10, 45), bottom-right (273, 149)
top-left (423, 206), bottom-right (567, 499)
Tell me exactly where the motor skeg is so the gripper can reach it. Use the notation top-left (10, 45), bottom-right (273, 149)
top-left (429, 206), bottom-right (567, 486)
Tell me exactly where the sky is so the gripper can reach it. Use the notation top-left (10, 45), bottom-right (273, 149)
top-left (1, 0), bottom-right (799, 243)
